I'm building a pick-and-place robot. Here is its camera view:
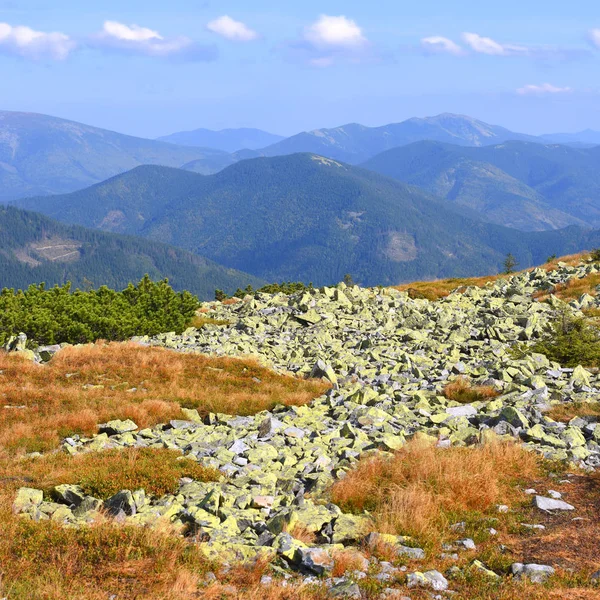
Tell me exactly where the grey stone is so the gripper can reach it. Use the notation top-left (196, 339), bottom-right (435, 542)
top-left (511, 563), bottom-right (555, 583)
top-left (533, 495), bottom-right (575, 511)
top-left (407, 570), bottom-right (448, 591)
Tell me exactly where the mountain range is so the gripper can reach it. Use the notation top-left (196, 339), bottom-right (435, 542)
top-left (0, 205), bottom-right (262, 298)
top-left (15, 154), bottom-right (600, 287)
top-left (0, 111), bottom-right (228, 202)
top-left (1, 109), bottom-right (599, 204)
top-left (179, 113), bottom-right (600, 176)
top-left (362, 141), bottom-right (600, 231)
top-left (157, 127), bottom-right (283, 152)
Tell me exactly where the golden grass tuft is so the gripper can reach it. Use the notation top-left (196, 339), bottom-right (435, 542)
top-left (284, 522), bottom-right (317, 544)
top-left (546, 401), bottom-right (600, 424)
top-left (0, 342), bottom-right (329, 456)
top-left (190, 315), bottom-right (230, 328)
top-left (443, 377), bottom-right (500, 404)
top-left (395, 275), bottom-right (502, 301)
top-left (331, 549), bottom-right (368, 577)
top-left (20, 447), bottom-right (219, 499)
top-left (331, 439), bottom-right (541, 545)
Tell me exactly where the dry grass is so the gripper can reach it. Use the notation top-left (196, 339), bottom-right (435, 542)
top-left (546, 402), bottom-right (600, 423)
top-left (395, 275), bottom-right (502, 301)
top-left (0, 342), bottom-right (329, 455)
top-left (331, 439), bottom-right (541, 546)
top-left (222, 298), bottom-right (241, 306)
top-left (394, 252), bottom-right (591, 302)
top-left (284, 522), bottom-right (317, 544)
top-left (0, 342), bottom-right (330, 599)
top-left (443, 377), bottom-right (500, 404)
top-left (540, 252), bottom-right (592, 272)
top-left (331, 549), bottom-right (368, 577)
top-left (533, 272), bottom-right (600, 303)
top-left (8, 448), bottom-right (218, 500)
top-left (0, 499), bottom-right (214, 600)
top-left (190, 315), bottom-right (230, 328)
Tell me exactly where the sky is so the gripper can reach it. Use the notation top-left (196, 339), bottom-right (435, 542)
top-left (1, 0), bottom-right (600, 138)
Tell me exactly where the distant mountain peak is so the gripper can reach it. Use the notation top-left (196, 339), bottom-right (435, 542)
top-left (157, 127), bottom-right (284, 152)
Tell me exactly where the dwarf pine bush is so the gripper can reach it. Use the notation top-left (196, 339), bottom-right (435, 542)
top-left (0, 275), bottom-right (199, 346)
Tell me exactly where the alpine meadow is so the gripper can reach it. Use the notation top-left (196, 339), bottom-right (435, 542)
top-left (2, 3), bottom-right (600, 600)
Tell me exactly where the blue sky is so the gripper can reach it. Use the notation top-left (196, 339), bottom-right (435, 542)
top-left (1, 0), bottom-right (599, 138)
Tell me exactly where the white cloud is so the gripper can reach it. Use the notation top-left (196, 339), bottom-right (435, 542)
top-left (0, 22), bottom-right (75, 60)
top-left (589, 29), bottom-right (600, 48)
top-left (102, 21), bottom-right (162, 43)
top-left (206, 15), bottom-right (258, 42)
top-left (304, 15), bottom-right (367, 48)
top-left (421, 36), bottom-right (464, 56)
top-left (461, 32), bottom-right (528, 56)
top-left (517, 83), bottom-right (572, 95)
top-left (92, 20), bottom-right (217, 61)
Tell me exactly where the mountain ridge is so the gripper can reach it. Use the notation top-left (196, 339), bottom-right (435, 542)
top-left (362, 140), bottom-right (600, 230)
top-left (15, 153), bottom-right (600, 287)
top-left (157, 127), bottom-right (284, 152)
top-left (0, 204), bottom-right (263, 298)
top-left (0, 110), bottom-right (228, 202)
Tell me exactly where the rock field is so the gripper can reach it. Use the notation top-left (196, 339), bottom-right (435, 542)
top-left (13, 259), bottom-right (600, 595)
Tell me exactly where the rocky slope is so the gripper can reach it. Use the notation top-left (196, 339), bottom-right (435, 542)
top-left (13, 258), bottom-right (600, 595)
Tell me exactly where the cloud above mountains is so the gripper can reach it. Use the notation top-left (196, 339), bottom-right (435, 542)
top-left (284, 14), bottom-right (374, 67)
top-left (0, 22), bottom-right (75, 60)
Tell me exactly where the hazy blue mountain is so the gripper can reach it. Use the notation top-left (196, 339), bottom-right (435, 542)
top-left (541, 130), bottom-right (600, 146)
top-left (16, 154), bottom-right (600, 287)
top-left (362, 141), bottom-right (600, 229)
top-left (158, 127), bottom-right (284, 152)
top-left (0, 205), bottom-right (263, 298)
top-left (0, 111), bottom-right (228, 201)
top-left (258, 113), bottom-right (542, 164)
top-left (181, 149), bottom-right (263, 175)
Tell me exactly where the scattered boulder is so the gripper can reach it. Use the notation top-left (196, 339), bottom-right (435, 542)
top-left (511, 563), bottom-right (555, 583)
top-left (98, 419), bottom-right (138, 436)
top-left (13, 487), bottom-right (43, 513)
top-left (533, 495), bottom-right (575, 512)
top-left (407, 570), bottom-right (449, 591)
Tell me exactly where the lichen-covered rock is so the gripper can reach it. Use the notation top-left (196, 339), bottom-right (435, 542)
top-left (298, 547), bottom-right (334, 574)
top-left (13, 487), bottom-right (43, 514)
top-left (407, 570), bottom-right (449, 591)
top-left (54, 484), bottom-right (85, 507)
top-left (98, 419), bottom-right (138, 436)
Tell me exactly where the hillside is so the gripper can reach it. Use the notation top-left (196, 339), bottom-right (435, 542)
top-left (5, 254), bottom-right (600, 597)
top-left (362, 141), bottom-right (600, 230)
top-left (16, 154), bottom-right (600, 287)
top-left (158, 127), bottom-right (283, 152)
top-left (0, 205), bottom-right (263, 298)
top-left (0, 111), bottom-right (228, 201)
top-left (258, 113), bottom-right (541, 164)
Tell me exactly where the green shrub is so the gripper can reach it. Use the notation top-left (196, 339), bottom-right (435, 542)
top-left (218, 281), bottom-right (314, 300)
top-left (590, 248), bottom-right (600, 262)
top-left (0, 275), bottom-right (199, 346)
top-left (530, 313), bottom-right (600, 368)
